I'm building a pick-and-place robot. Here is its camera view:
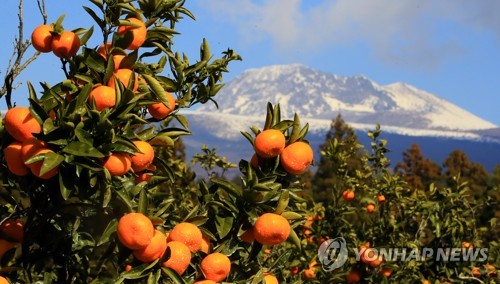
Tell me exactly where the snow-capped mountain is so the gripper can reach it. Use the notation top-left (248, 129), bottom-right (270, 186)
top-left (179, 64), bottom-right (500, 172)
top-left (192, 64), bottom-right (496, 137)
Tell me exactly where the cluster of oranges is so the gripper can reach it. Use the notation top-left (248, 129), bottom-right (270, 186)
top-left (32, 16), bottom-right (176, 119)
top-left (0, 219), bottom-right (24, 282)
top-left (3, 107), bottom-right (58, 179)
top-left (251, 128), bottom-right (314, 175)
top-left (103, 140), bottom-right (155, 178)
top-left (342, 189), bottom-right (386, 214)
top-left (31, 23), bottom-right (80, 58)
top-left (116, 213), bottom-right (232, 282)
top-left (1, 106), bottom-right (157, 180)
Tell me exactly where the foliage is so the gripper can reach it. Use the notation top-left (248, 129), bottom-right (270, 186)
top-left (0, 1), bottom-right (498, 283)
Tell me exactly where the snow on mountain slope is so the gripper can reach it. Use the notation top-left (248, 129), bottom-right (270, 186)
top-left (199, 64), bottom-right (496, 132)
top-left (182, 110), bottom-right (499, 144)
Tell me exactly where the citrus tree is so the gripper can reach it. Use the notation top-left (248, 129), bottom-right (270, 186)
top-left (301, 124), bottom-right (499, 283)
top-left (0, 1), bottom-right (316, 283)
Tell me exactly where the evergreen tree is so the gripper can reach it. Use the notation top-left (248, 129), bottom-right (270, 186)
top-left (443, 149), bottom-right (488, 198)
top-left (312, 114), bottom-right (364, 202)
top-left (394, 143), bottom-right (442, 190)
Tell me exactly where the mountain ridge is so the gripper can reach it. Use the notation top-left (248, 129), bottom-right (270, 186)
top-left (198, 64), bottom-right (496, 133)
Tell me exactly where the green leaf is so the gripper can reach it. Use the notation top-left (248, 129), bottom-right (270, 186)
top-left (240, 131), bottom-right (254, 146)
top-left (288, 228), bottom-right (302, 251)
top-left (138, 189), bottom-right (148, 214)
top-left (63, 141), bottom-right (105, 158)
top-left (142, 74), bottom-right (171, 107)
top-left (288, 113), bottom-right (301, 144)
top-left (58, 173), bottom-right (72, 200)
top-left (83, 6), bottom-right (104, 30)
top-left (97, 219), bottom-right (117, 246)
top-left (103, 184), bottom-right (112, 208)
top-left (149, 133), bottom-right (174, 147)
top-left (210, 177), bottom-right (242, 197)
top-left (281, 211), bottom-right (304, 220)
top-left (215, 215), bottom-right (234, 239)
top-left (272, 120), bottom-right (293, 131)
top-left (161, 267), bottom-right (186, 284)
top-left (263, 102), bottom-right (273, 130)
top-left (115, 188), bottom-right (133, 212)
top-left (299, 123), bottom-right (309, 140)
top-left (175, 115), bottom-right (189, 130)
top-left (274, 190), bottom-right (289, 215)
top-left (79, 26), bottom-right (94, 46)
top-left (39, 152), bottom-right (64, 177)
top-left (120, 260), bottom-right (158, 280)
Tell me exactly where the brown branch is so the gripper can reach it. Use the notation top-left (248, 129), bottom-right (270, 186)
top-left (0, 0), bottom-right (47, 108)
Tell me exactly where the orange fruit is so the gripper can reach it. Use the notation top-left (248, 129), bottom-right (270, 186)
top-left (31, 24), bottom-right (53, 53)
top-left (103, 153), bottom-right (131, 176)
top-left (346, 270), bottom-right (361, 283)
top-left (131, 141), bottom-right (155, 173)
top-left (461, 241), bottom-right (473, 249)
top-left (133, 229), bottom-right (167, 262)
top-left (200, 235), bottom-right (210, 254)
top-left (263, 273), bottom-right (279, 284)
top-left (366, 204), bottom-right (376, 213)
top-left (193, 281), bottom-right (216, 284)
top-left (0, 239), bottom-right (16, 260)
top-left (360, 248), bottom-right (376, 264)
top-left (304, 267), bottom-right (316, 280)
top-left (254, 129), bottom-right (285, 158)
top-left (253, 213), bottom-right (290, 246)
top-left (116, 212), bottom-right (154, 250)
top-left (4, 107), bottom-right (41, 142)
top-left (359, 242), bottom-right (371, 250)
top-left (28, 148), bottom-right (59, 179)
top-left (342, 190), bottom-right (355, 201)
top-left (379, 268), bottom-right (391, 277)
top-left (88, 85), bottom-right (116, 111)
top-left (51, 30), bottom-right (80, 58)
top-left (250, 154), bottom-right (259, 168)
top-left (107, 68), bottom-right (138, 92)
top-left (377, 195), bottom-right (386, 203)
top-left (125, 264), bottom-right (132, 272)
top-left (471, 266), bottom-right (481, 277)
top-left (422, 281), bottom-right (430, 284)
top-left (134, 172), bottom-right (153, 184)
top-left (4, 142), bottom-right (29, 176)
top-left (484, 264), bottom-right (496, 275)
top-left (0, 219), bottom-right (24, 242)
top-left (167, 222), bottom-right (202, 253)
top-left (97, 42), bottom-right (112, 59)
top-left (162, 241), bottom-right (191, 275)
top-left (147, 92), bottom-right (176, 119)
top-left (200, 252), bottom-right (231, 282)
top-left (112, 54), bottom-right (127, 71)
top-left (117, 18), bottom-right (147, 50)
top-left (240, 227), bottom-right (255, 243)
top-left (0, 276), bottom-right (10, 284)
top-left (369, 255), bottom-right (383, 268)
top-left (21, 137), bottom-right (48, 163)
top-left (280, 141), bottom-right (313, 175)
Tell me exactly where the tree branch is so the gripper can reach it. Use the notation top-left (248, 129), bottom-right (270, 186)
top-left (0, 0), bottom-right (47, 108)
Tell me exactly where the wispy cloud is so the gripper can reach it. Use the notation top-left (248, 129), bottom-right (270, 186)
top-left (199, 0), bottom-right (500, 70)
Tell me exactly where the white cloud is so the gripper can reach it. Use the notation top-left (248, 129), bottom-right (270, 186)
top-left (199, 0), bottom-right (500, 69)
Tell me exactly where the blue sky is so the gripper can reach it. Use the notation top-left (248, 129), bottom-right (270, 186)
top-left (1, 0), bottom-right (499, 126)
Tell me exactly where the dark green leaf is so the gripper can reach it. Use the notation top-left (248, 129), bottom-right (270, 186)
top-left (63, 141), bottom-right (105, 158)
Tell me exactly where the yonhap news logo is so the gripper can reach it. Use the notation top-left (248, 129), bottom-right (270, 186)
top-left (318, 238), bottom-right (489, 271)
top-left (317, 237), bottom-right (348, 271)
